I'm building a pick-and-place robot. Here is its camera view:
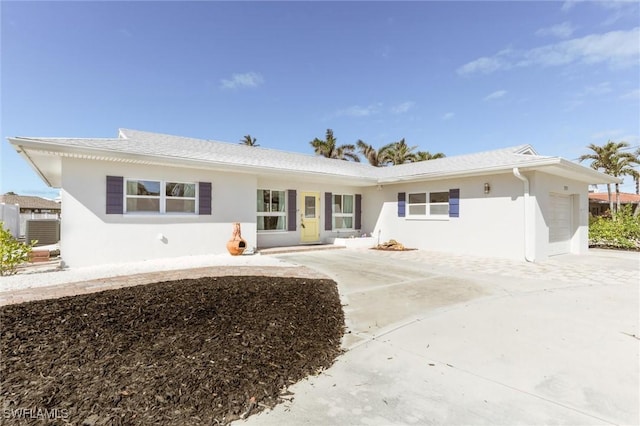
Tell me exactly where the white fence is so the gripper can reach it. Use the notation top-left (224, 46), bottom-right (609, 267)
top-left (0, 203), bottom-right (20, 238)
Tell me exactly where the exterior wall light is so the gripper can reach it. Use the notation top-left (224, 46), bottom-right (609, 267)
top-left (484, 183), bottom-right (491, 194)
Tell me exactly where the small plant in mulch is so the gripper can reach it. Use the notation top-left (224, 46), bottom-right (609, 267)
top-left (0, 222), bottom-right (37, 276)
top-left (0, 276), bottom-right (345, 425)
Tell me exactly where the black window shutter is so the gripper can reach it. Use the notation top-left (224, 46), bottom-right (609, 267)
top-left (397, 192), bottom-right (406, 217)
top-left (287, 190), bottom-right (297, 231)
top-left (324, 192), bottom-right (333, 231)
top-left (449, 188), bottom-right (460, 218)
top-left (355, 194), bottom-right (362, 230)
top-left (106, 176), bottom-right (123, 214)
top-left (199, 182), bottom-right (212, 215)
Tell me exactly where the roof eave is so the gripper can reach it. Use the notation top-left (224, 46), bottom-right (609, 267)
top-left (376, 158), bottom-right (622, 185)
top-left (9, 140), bottom-right (57, 187)
top-left (548, 159), bottom-right (621, 184)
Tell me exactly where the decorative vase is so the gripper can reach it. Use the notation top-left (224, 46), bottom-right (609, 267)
top-left (226, 222), bottom-right (247, 256)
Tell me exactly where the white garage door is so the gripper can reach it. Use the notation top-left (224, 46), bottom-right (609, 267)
top-left (548, 194), bottom-right (572, 256)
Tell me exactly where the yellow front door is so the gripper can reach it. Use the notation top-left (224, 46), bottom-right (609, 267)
top-left (300, 192), bottom-right (320, 243)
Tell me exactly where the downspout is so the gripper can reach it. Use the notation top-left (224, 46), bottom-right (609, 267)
top-left (513, 168), bottom-right (535, 262)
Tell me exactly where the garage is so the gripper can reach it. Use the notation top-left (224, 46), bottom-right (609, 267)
top-left (548, 193), bottom-right (572, 256)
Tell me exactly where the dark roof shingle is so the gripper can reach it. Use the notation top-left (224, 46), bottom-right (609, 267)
top-left (0, 193), bottom-right (61, 210)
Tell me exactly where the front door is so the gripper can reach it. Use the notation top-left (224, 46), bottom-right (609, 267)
top-left (300, 192), bottom-right (320, 243)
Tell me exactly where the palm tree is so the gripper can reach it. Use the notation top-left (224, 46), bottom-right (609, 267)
top-left (383, 138), bottom-right (418, 165)
top-left (356, 140), bottom-right (394, 167)
top-left (609, 150), bottom-right (639, 211)
top-left (415, 151), bottom-right (446, 161)
top-left (309, 129), bottom-right (360, 162)
top-left (634, 148), bottom-right (640, 195)
top-left (240, 134), bottom-right (259, 147)
top-left (578, 140), bottom-right (637, 215)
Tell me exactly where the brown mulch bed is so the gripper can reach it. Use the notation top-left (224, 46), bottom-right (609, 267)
top-left (1, 276), bottom-right (344, 425)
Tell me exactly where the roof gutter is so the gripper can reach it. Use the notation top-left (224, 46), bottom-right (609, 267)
top-left (513, 168), bottom-right (535, 262)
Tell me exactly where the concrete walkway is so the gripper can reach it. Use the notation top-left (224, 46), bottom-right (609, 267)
top-left (0, 265), bottom-right (327, 306)
top-left (242, 248), bottom-right (639, 425)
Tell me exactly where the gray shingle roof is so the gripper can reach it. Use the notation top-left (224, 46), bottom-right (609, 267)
top-left (8, 128), bottom-right (618, 185)
top-left (376, 145), bottom-right (554, 181)
top-left (117, 128), bottom-right (376, 178)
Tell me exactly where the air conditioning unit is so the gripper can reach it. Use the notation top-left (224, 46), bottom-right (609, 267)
top-left (25, 219), bottom-right (60, 246)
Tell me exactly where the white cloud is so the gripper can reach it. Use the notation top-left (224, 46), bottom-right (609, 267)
top-left (484, 90), bottom-right (507, 101)
top-left (457, 56), bottom-right (507, 75)
top-left (563, 99), bottom-right (585, 112)
top-left (561, 0), bottom-right (581, 12)
top-left (591, 129), bottom-right (624, 140)
top-left (220, 72), bottom-right (264, 89)
top-left (390, 101), bottom-right (415, 114)
top-left (457, 27), bottom-right (640, 75)
top-left (561, 1), bottom-right (638, 26)
top-left (536, 22), bottom-right (576, 38)
top-left (441, 112), bottom-right (455, 120)
top-left (620, 88), bottom-right (640, 100)
top-left (336, 103), bottom-right (383, 117)
top-left (619, 134), bottom-right (640, 145)
top-left (564, 82), bottom-right (615, 112)
top-left (579, 81), bottom-right (612, 96)
top-left (589, 130), bottom-right (639, 146)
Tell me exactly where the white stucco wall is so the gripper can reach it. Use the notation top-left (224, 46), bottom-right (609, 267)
top-left (361, 171), bottom-right (590, 261)
top-left (255, 178), bottom-right (365, 248)
top-left (61, 158), bottom-right (257, 267)
top-left (59, 157), bottom-right (591, 267)
top-left (362, 173), bottom-right (528, 260)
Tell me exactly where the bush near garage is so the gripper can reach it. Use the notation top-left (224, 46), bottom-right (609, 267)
top-left (589, 205), bottom-right (640, 250)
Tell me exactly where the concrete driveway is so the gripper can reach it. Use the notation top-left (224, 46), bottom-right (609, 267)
top-left (243, 248), bottom-right (639, 425)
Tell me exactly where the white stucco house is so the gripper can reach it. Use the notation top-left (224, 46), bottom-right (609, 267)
top-left (8, 129), bottom-right (618, 267)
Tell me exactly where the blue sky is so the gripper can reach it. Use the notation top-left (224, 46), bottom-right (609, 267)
top-left (2, 1), bottom-right (639, 198)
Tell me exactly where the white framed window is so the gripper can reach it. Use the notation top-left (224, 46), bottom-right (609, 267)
top-left (429, 192), bottom-right (449, 216)
top-left (407, 193), bottom-right (427, 216)
top-left (257, 189), bottom-right (286, 231)
top-left (407, 191), bottom-right (449, 218)
top-left (333, 194), bottom-right (354, 229)
top-left (165, 182), bottom-right (197, 213)
top-left (125, 179), bottom-right (197, 214)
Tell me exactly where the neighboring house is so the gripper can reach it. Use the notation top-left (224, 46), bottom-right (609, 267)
top-left (588, 192), bottom-right (640, 216)
top-left (0, 192), bottom-right (61, 238)
top-left (8, 129), bottom-right (618, 267)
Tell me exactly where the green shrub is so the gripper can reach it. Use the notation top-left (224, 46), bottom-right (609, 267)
top-left (589, 205), bottom-right (640, 250)
top-left (0, 222), bottom-right (37, 276)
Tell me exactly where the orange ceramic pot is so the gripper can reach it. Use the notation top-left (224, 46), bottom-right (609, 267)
top-left (227, 222), bottom-right (247, 256)
top-left (226, 239), bottom-right (247, 256)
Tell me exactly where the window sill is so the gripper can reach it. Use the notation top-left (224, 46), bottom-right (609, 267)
top-left (257, 229), bottom-right (288, 233)
top-left (123, 213), bottom-right (198, 217)
top-left (406, 216), bottom-right (450, 221)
